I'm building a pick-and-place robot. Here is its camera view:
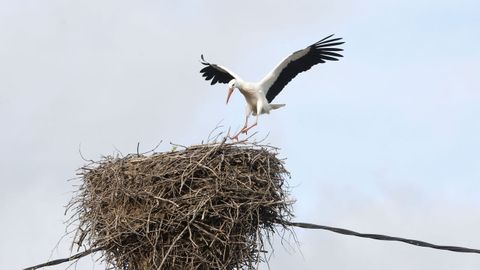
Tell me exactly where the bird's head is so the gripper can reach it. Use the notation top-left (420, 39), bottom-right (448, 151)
top-left (226, 79), bottom-right (237, 104)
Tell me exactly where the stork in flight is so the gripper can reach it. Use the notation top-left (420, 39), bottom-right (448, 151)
top-left (200, 34), bottom-right (344, 139)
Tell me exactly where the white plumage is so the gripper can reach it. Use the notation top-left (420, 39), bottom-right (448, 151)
top-left (200, 34), bottom-right (344, 139)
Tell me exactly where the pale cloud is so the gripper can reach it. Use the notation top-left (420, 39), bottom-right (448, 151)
top-left (1, 1), bottom-right (479, 269)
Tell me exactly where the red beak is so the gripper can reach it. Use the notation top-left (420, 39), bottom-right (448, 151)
top-left (226, 87), bottom-right (234, 104)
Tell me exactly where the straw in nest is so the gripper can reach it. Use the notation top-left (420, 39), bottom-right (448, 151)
top-left (68, 140), bottom-right (293, 270)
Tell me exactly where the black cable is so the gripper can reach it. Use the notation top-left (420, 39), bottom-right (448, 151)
top-left (23, 222), bottom-right (480, 270)
top-left (284, 221), bottom-right (480, 254)
top-left (23, 247), bottom-right (104, 270)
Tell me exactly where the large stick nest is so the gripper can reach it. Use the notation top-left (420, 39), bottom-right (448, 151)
top-left (69, 140), bottom-right (293, 270)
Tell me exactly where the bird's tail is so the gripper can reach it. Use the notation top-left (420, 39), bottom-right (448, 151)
top-left (270, 104), bottom-right (285, 110)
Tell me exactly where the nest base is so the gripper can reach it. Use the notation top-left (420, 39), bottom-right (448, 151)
top-left (69, 141), bottom-right (293, 270)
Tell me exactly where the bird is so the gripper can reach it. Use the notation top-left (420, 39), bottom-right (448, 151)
top-left (200, 34), bottom-right (344, 139)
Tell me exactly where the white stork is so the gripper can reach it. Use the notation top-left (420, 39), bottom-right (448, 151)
top-left (200, 34), bottom-right (344, 139)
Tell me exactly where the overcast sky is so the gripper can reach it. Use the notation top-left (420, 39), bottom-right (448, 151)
top-left (1, 0), bottom-right (479, 269)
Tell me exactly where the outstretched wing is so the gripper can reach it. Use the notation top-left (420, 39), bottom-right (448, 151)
top-left (200, 55), bottom-right (238, 85)
top-left (260, 35), bottom-right (344, 103)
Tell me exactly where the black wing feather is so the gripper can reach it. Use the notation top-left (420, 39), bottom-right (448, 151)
top-left (199, 54), bottom-right (235, 85)
top-left (265, 35), bottom-right (344, 103)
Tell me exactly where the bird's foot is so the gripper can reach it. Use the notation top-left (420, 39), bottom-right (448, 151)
top-left (229, 134), bottom-right (241, 142)
top-left (241, 123), bottom-right (257, 134)
top-left (240, 126), bottom-right (248, 135)
top-left (228, 129), bottom-right (243, 142)
top-left (227, 124), bottom-right (254, 142)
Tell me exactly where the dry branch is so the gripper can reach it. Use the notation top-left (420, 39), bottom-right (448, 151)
top-left (66, 140), bottom-right (293, 270)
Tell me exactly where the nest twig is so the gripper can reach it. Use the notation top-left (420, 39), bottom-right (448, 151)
top-left (67, 139), bottom-right (293, 270)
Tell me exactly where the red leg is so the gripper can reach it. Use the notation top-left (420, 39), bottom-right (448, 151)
top-left (229, 128), bottom-right (242, 141)
top-left (241, 115), bottom-right (258, 134)
top-left (230, 115), bottom-right (249, 140)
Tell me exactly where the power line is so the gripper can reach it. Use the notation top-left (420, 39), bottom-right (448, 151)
top-left (24, 222), bottom-right (480, 270)
top-left (23, 247), bottom-right (103, 270)
top-left (284, 221), bottom-right (480, 254)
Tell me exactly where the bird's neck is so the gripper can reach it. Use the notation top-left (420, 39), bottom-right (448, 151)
top-left (236, 78), bottom-right (246, 87)
top-left (235, 79), bottom-right (251, 94)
